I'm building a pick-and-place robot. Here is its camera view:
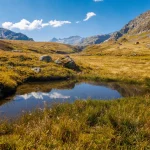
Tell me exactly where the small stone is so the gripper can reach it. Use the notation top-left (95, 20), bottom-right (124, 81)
top-left (31, 67), bottom-right (41, 73)
top-left (135, 42), bottom-right (140, 45)
top-left (12, 50), bottom-right (23, 53)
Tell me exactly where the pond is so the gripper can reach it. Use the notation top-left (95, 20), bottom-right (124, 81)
top-left (0, 80), bottom-right (147, 119)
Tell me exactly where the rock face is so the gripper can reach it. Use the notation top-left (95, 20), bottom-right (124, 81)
top-left (55, 56), bottom-right (77, 70)
top-left (110, 10), bottom-right (150, 41)
top-left (0, 28), bottom-right (33, 41)
top-left (40, 55), bottom-right (52, 63)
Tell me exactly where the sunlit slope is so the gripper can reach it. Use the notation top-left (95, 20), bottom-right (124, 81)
top-left (0, 40), bottom-right (79, 54)
top-left (82, 32), bottom-right (150, 56)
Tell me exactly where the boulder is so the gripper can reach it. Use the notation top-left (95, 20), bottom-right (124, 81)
top-left (55, 56), bottom-right (78, 70)
top-left (31, 67), bottom-right (41, 73)
top-left (40, 55), bottom-right (52, 63)
top-left (135, 42), bottom-right (140, 45)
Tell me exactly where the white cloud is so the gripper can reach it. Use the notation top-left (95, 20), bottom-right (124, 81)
top-left (1, 22), bottom-right (13, 29)
top-left (83, 12), bottom-right (96, 21)
top-left (49, 20), bottom-right (71, 27)
top-left (76, 21), bottom-right (80, 24)
top-left (93, 0), bottom-right (103, 2)
top-left (2, 19), bottom-right (71, 30)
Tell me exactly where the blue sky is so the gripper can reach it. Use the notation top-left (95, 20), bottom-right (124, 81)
top-left (0, 0), bottom-right (149, 41)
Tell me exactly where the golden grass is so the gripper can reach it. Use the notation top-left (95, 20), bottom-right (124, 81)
top-left (0, 96), bottom-right (150, 149)
top-left (73, 55), bottom-right (150, 84)
top-left (0, 40), bottom-right (78, 54)
top-left (83, 32), bottom-right (150, 56)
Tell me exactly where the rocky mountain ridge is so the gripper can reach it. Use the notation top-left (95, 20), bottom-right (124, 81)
top-left (0, 28), bottom-right (33, 41)
top-left (110, 10), bottom-right (150, 40)
top-left (50, 34), bottom-right (111, 46)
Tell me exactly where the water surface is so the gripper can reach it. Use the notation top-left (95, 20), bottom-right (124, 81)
top-left (0, 80), bottom-right (147, 119)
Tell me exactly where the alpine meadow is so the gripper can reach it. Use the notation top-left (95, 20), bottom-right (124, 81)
top-left (0, 0), bottom-right (150, 149)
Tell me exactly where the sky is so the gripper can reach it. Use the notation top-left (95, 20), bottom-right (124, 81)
top-left (0, 0), bottom-right (149, 41)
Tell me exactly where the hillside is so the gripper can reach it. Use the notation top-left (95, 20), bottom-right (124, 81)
top-left (83, 10), bottom-right (150, 55)
top-left (110, 10), bottom-right (150, 40)
top-left (82, 32), bottom-right (150, 56)
top-left (0, 40), bottom-right (80, 54)
top-left (0, 28), bottom-right (33, 41)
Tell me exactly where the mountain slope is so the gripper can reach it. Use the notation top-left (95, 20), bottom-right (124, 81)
top-left (50, 34), bottom-right (111, 46)
top-left (110, 10), bottom-right (150, 40)
top-left (79, 34), bottom-right (111, 46)
top-left (50, 36), bottom-right (83, 45)
top-left (0, 28), bottom-right (34, 41)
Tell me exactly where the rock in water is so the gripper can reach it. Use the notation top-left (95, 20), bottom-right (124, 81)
top-left (40, 55), bottom-right (52, 63)
top-left (55, 56), bottom-right (78, 70)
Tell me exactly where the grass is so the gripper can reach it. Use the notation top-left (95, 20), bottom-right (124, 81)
top-left (73, 55), bottom-right (150, 85)
top-left (0, 96), bottom-right (150, 149)
top-left (0, 49), bottom-right (75, 98)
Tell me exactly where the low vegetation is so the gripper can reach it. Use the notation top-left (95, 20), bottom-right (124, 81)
top-left (0, 96), bottom-right (150, 149)
top-left (74, 32), bottom-right (150, 85)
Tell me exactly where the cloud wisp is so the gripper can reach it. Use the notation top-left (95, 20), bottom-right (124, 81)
top-left (83, 12), bottom-right (96, 21)
top-left (49, 20), bottom-right (71, 27)
top-left (93, 0), bottom-right (103, 2)
top-left (2, 19), bottom-right (71, 30)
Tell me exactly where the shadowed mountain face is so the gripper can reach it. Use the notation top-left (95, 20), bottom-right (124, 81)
top-left (0, 28), bottom-right (34, 41)
top-left (50, 34), bottom-right (111, 46)
top-left (110, 10), bottom-right (150, 40)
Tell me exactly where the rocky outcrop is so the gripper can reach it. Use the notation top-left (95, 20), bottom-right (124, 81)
top-left (55, 56), bottom-right (78, 70)
top-left (110, 10), bottom-right (150, 41)
top-left (40, 55), bottom-right (52, 63)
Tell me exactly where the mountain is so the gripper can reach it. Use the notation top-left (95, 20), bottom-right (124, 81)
top-left (50, 34), bottom-right (111, 46)
top-left (50, 36), bottom-right (83, 45)
top-left (79, 34), bottom-right (111, 46)
top-left (110, 10), bottom-right (150, 40)
top-left (0, 28), bottom-right (34, 41)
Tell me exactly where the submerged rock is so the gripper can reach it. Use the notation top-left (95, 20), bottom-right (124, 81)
top-left (55, 56), bottom-right (78, 70)
top-left (40, 55), bottom-right (52, 63)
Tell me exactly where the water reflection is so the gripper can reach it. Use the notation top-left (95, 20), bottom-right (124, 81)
top-left (16, 92), bottom-right (71, 100)
top-left (0, 80), bottom-right (148, 119)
